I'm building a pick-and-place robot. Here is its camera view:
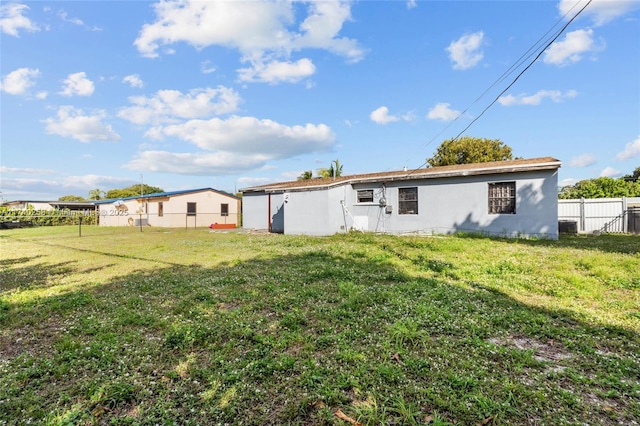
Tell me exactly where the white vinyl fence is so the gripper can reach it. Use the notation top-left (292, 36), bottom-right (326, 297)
top-left (558, 197), bottom-right (640, 234)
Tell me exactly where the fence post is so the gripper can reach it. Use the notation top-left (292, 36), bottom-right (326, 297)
top-left (622, 197), bottom-right (627, 233)
top-left (580, 198), bottom-right (585, 233)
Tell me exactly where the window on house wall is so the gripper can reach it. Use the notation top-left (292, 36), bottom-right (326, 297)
top-left (357, 190), bottom-right (374, 203)
top-left (187, 202), bottom-right (197, 216)
top-left (399, 187), bottom-right (418, 214)
top-left (488, 182), bottom-right (516, 214)
top-left (158, 202), bottom-right (163, 217)
top-left (221, 203), bottom-right (229, 217)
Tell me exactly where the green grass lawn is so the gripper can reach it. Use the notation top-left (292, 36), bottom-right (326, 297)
top-left (1, 226), bottom-right (638, 425)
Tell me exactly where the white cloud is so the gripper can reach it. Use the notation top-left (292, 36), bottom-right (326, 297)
top-left (124, 151), bottom-right (270, 176)
top-left (158, 115), bottom-right (335, 157)
top-left (43, 106), bottom-right (121, 143)
top-left (1, 175), bottom-right (134, 197)
top-left (426, 103), bottom-right (461, 121)
top-left (59, 72), bottom-right (95, 96)
top-left (616, 136), bottom-right (640, 160)
top-left (57, 10), bottom-right (84, 26)
top-left (600, 166), bottom-right (621, 177)
top-left (498, 89), bottom-right (577, 106)
top-left (123, 74), bottom-right (144, 88)
top-left (559, 178), bottom-right (578, 187)
top-left (370, 106), bottom-right (414, 125)
top-left (36, 91), bottom-right (48, 99)
top-left (237, 176), bottom-right (277, 187)
top-left (407, 0), bottom-right (417, 10)
top-left (133, 0), bottom-right (364, 83)
top-left (558, 0), bottom-right (640, 26)
top-left (0, 166), bottom-right (57, 175)
top-left (543, 29), bottom-right (603, 66)
top-left (118, 86), bottom-right (241, 125)
top-left (0, 67), bottom-right (40, 95)
top-left (238, 58), bottom-right (316, 84)
top-left (127, 115), bottom-right (335, 176)
top-left (0, 3), bottom-right (40, 36)
top-left (201, 61), bottom-right (216, 74)
top-left (568, 153), bottom-right (597, 167)
top-left (370, 106), bottom-right (398, 124)
top-left (446, 31), bottom-right (484, 70)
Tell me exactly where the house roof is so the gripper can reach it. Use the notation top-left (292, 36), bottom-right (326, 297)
top-left (1, 200), bottom-right (96, 208)
top-left (240, 157), bottom-right (561, 193)
top-left (93, 187), bottom-right (239, 204)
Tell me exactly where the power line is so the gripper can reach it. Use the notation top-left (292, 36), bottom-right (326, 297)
top-left (401, 0), bottom-right (593, 175)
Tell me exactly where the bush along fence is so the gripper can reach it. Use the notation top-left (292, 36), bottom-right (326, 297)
top-left (0, 207), bottom-right (98, 228)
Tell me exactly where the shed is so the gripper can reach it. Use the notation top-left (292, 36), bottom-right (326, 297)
top-left (240, 157), bottom-right (561, 239)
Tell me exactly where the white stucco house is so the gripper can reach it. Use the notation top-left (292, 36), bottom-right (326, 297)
top-left (240, 157), bottom-right (562, 239)
top-left (94, 188), bottom-right (240, 228)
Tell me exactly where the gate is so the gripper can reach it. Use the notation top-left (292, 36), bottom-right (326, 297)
top-left (628, 207), bottom-right (640, 234)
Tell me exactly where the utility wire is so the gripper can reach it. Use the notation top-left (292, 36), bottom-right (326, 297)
top-left (401, 0), bottom-right (592, 176)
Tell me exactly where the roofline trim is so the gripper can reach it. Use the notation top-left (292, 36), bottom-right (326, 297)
top-left (241, 159), bottom-right (561, 193)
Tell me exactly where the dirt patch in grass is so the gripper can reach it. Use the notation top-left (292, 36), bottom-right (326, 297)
top-left (487, 335), bottom-right (574, 363)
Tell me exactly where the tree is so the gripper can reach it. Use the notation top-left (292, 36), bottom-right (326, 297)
top-left (426, 136), bottom-right (514, 167)
top-left (88, 189), bottom-right (105, 200)
top-left (559, 176), bottom-right (640, 199)
top-left (623, 166), bottom-right (640, 182)
top-left (58, 195), bottom-right (87, 202)
top-left (318, 159), bottom-right (343, 178)
top-left (297, 170), bottom-right (313, 181)
top-left (105, 184), bottom-right (164, 199)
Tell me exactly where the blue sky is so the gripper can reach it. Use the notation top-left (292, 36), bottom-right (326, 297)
top-left (1, 0), bottom-right (639, 201)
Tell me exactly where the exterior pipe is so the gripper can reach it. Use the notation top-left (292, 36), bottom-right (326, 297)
top-left (268, 193), bottom-right (272, 233)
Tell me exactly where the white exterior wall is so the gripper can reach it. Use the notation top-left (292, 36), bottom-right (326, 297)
top-left (243, 169), bottom-right (559, 238)
top-left (242, 192), bottom-right (270, 230)
top-left (347, 170), bottom-right (558, 238)
top-left (283, 187), bottom-right (347, 236)
top-left (98, 190), bottom-right (239, 228)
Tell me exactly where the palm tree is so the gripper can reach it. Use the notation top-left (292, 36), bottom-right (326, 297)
top-left (88, 188), bottom-right (105, 200)
top-left (330, 159), bottom-right (343, 177)
top-left (318, 159), bottom-right (343, 179)
top-left (297, 170), bottom-right (313, 181)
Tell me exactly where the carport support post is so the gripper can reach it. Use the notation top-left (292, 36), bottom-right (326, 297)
top-left (78, 216), bottom-right (82, 237)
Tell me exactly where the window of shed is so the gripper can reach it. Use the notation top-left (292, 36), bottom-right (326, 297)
top-left (399, 187), bottom-right (418, 214)
top-left (488, 182), bottom-right (516, 214)
top-left (357, 190), bottom-right (374, 203)
top-left (221, 203), bottom-right (229, 217)
top-left (158, 202), bottom-right (164, 217)
top-left (187, 202), bottom-right (197, 216)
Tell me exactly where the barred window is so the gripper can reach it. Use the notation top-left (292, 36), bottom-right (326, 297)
top-left (158, 202), bottom-right (164, 217)
top-left (357, 190), bottom-right (374, 203)
top-left (187, 202), bottom-right (197, 216)
top-left (221, 203), bottom-right (229, 217)
top-left (399, 187), bottom-right (418, 215)
top-left (488, 182), bottom-right (516, 214)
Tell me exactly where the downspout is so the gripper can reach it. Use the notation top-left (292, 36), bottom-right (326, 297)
top-left (268, 193), bottom-right (272, 233)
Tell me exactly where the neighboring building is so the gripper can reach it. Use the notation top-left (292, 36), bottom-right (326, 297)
top-left (1, 200), bottom-right (96, 212)
top-left (94, 188), bottom-right (240, 228)
top-left (241, 157), bottom-right (561, 239)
